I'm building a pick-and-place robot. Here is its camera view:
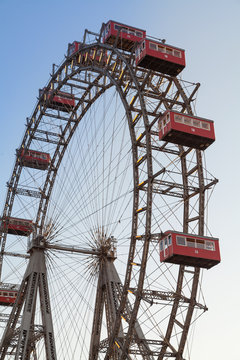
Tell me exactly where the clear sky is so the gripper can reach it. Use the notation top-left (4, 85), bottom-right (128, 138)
top-left (0, 0), bottom-right (239, 358)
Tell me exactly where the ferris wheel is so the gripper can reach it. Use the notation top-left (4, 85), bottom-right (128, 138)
top-left (0, 20), bottom-right (220, 359)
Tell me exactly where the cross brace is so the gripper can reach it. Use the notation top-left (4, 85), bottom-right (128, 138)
top-left (0, 237), bottom-right (57, 360)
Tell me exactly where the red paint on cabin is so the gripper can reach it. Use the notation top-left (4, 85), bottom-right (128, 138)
top-left (102, 20), bottom-right (146, 51)
top-left (135, 39), bottom-right (185, 76)
top-left (0, 217), bottom-right (33, 236)
top-left (159, 231), bottom-right (220, 269)
top-left (0, 289), bottom-right (18, 306)
top-left (40, 88), bottom-right (75, 112)
top-left (20, 149), bottom-right (50, 170)
top-left (158, 111), bottom-right (215, 150)
top-left (67, 41), bottom-right (82, 56)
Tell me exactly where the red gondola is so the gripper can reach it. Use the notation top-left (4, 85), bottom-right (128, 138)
top-left (159, 231), bottom-right (220, 269)
top-left (0, 285), bottom-right (19, 306)
top-left (67, 41), bottom-right (82, 57)
top-left (67, 41), bottom-right (107, 63)
top-left (0, 217), bottom-right (33, 236)
top-left (20, 149), bottom-right (51, 170)
top-left (135, 39), bottom-right (185, 76)
top-left (39, 88), bottom-right (75, 113)
top-left (158, 110), bottom-right (215, 150)
top-left (102, 20), bottom-right (146, 51)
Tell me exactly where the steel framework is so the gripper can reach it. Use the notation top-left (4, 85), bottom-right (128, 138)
top-left (0, 26), bottom-right (218, 359)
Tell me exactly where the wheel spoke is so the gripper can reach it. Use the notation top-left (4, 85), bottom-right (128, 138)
top-left (0, 24), bottom-right (218, 360)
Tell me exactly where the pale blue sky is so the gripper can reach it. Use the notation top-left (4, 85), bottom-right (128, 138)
top-left (0, 0), bottom-right (239, 358)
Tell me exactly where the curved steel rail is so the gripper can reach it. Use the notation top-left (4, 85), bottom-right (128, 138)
top-left (0, 31), bottom-right (216, 359)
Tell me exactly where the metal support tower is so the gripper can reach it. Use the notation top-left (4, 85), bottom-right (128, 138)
top-left (0, 24), bottom-right (218, 359)
top-left (0, 236), bottom-right (57, 359)
top-left (89, 249), bottom-right (153, 359)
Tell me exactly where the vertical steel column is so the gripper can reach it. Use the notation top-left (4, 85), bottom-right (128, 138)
top-left (0, 236), bottom-right (57, 360)
top-left (89, 268), bottom-right (105, 360)
top-left (14, 270), bottom-right (39, 359)
top-left (14, 239), bottom-right (57, 360)
top-left (16, 239), bottom-right (57, 359)
top-left (89, 255), bottom-right (153, 359)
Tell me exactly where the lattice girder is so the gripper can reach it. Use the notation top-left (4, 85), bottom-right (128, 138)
top-left (0, 33), bottom-right (216, 359)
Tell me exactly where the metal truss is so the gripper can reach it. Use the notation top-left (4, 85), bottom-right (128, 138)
top-left (0, 24), bottom-right (217, 359)
top-left (0, 236), bottom-right (56, 359)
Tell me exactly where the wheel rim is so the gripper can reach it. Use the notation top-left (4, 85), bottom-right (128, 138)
top-left (0, 38), bottom-right (217, 359)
